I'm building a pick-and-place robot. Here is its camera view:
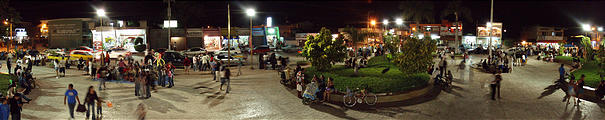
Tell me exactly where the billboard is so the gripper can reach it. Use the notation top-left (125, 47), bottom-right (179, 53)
top-left (477, 22), bottom-right (502, 37)
top-left (48, 20), bottom-right (83, 48)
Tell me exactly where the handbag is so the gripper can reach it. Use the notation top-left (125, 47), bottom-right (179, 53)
top-left (76, 104), bottom-right (87, 112)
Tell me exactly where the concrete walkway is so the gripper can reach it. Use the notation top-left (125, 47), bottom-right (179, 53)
top-left (4, 54), bottom-right (605, 119)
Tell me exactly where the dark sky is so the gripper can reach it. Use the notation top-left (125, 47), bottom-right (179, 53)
top-left (10, 0), bottom-right (605, 39)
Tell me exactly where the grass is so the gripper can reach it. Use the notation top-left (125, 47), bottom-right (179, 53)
top-left (0, 73), bottom-right (15, 94)
top-left (571, 61), bottom-right (603, 88)
top-left (555, 56), bottom-right (604, 88)
top-left (304, 55), bottom-right (430, 93)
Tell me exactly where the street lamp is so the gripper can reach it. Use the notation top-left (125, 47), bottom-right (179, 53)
top-left (246, 8), bottom-right (256, 68)
top-left (383, 19), bottom-right (389, 26)
top-left (370, 20), bottom-right (376, 26)
top-left (598, 27), bottom-right (603, 32)
top-left (395, 18), bottom-right (403, 25)
top-left (96, 9), bottom-right (106, 60)
top-left (582, 24), bottom-right (591, 31)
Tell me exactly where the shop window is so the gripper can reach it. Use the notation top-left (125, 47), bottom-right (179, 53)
top-left (126, 21), bottom-right (140, 27)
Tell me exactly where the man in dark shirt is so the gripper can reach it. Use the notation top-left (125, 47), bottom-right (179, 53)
top-left (9, 94), bottom-right (23, 120)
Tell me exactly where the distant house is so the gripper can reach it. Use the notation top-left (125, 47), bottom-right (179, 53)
top-left (521, 26), bottom-right (566, 47)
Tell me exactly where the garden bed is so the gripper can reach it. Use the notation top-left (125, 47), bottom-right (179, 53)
top-left (0, 73), bottom-right (15, 94)
top-left (304, 55), bottom-right (430, 93)
top-left (555, 56), bottom-right (603, 88)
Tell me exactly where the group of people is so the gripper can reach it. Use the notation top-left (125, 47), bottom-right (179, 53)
top-left (258, 53), bottom-right (288, 70)
top-left (63, 84), bottom-right (107, 120)
top-left (298, 74), bottom-right (335, 103)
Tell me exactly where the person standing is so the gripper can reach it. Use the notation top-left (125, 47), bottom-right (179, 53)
top-left (97, 66), bottom-right (107, 91)
top-left (192, 55), bottom-right (198, 72)
top-left (8, 94), bottom-right (23, 120)
top-left (210, 60), bottom-right (217, 81)
top-left (6, 56), bottom-right (11, 74)
top-left (84, 86), bottom-right (98, 120)
top-left (64, 84), bottom-right (80, 119)
top-left (183, 57), bottom-right (190, 74)
top-left (495, 73), bottom-right (502, 99)
top-left (145, 71), bottom-right (152, 99)
top-left (559, 64), bottom-right (566, 81)
top-left (165, 62), bottom-right (175, 88)
top-left (0, 97), bottom-right (9, 120)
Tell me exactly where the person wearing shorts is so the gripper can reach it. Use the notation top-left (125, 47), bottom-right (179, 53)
top-left (323, 77), bottom-right (335, 102)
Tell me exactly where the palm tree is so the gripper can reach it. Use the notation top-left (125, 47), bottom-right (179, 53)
top-left (399, 1), bottom-right (435, 37)
top-left (441, 0), bottom-right (472, 52)
top-left (343, 27), bottom-right (376, 75)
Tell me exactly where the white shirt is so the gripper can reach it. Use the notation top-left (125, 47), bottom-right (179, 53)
top-left (202, 56), bottom-right (208, 64)
top-left (192, 56), bottom-right (198, 64)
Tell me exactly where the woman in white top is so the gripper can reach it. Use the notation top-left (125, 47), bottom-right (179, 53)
top-left (54, 59), bottom-right (59, 78)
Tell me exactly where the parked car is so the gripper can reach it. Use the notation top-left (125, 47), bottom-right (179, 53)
top-left (252, 45), bottom-right (271, 54)
top-left (215, 47), bottom-right (242, 55)
top-left (162, 51), bottom-right (188, 67)
top-left (182, 47), bottom-right (207, 57)
top-left (106, 48), bottom-right (132, 59)
top-left (214, 54), bottom-right (245, 66)
top-left (282, 45), bottom-right (301, 53)
top-left (69, 50), bottom-right (94, 61)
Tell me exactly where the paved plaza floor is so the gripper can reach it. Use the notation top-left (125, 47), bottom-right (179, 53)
top-left (5, 54), bottom-right (605, 119)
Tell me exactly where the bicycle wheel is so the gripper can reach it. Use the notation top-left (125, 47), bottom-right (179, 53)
top-left (343, 94), bottom-right (356, 107)
top-left (364, 93), bottom-right (377, 105)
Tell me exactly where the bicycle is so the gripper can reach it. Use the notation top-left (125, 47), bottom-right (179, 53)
top-left (343, 87), bottom-right (377, 107)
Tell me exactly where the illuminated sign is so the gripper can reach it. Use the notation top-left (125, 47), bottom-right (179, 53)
top-left (267, 17), bottom-right (273, 27)
top-left (477, 22), bottom-right (502, 37)
top-left (163, 20), bottom-right (177, 28)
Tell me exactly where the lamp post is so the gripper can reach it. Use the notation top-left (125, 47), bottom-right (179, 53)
top-left (246, 8), bottom-right (256, 68)
top-left (4, 19), bottom-right (11, 52)
top-left (488, 0), bottom-right (494, 60)
top-left (97, 9), bottom-right (106, 64)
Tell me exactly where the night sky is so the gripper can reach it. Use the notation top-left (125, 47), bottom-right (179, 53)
top-left (10, 0), bottom-right (605, 39)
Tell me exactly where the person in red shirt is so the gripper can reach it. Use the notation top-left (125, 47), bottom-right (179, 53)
top-left (165, 62), bottom-right (175, 88)
top-left (104, 52), bottom-right (110, 66)
top-left (183, 57), bottom-right (190, 74)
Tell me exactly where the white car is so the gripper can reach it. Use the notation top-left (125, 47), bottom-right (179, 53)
top-left (95, 48), bottom-right (132, 59)
top-left (214, 54), bottom-right (245, 66)
top-left (215, 47), bottom-right (242, 55)
top-left (182, 47), bottom-right (207, 57)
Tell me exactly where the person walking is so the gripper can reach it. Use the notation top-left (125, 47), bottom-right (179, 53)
top-left (144, 70), bottom-right (152, 99)
top-left (97, 66), bottom-right (108, 91)
top-left (495, 73), bottom-right (502, 98)
top-left (220, 68), bottom-right (231, 92)
top-left (84, 86), bottom-right (98, 120)
top-left (575, 74), bottom-right (586, 105)
top-left (559, 64), bottom-right (566, 81)
top-left (210, 60), bottom-right (217, 81)
top-left (64, 84), bottom-right (80, 119)
top-left (165, 62), bottom-right (175, 88)
top-left (183, 57), bottom-right (190, 74)
top-left (135, 68), bottom-right (142, 97)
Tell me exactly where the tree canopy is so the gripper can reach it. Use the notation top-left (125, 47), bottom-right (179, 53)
top-left (301, 27), bottom-right (347, 71)
top-left (393, 37), bottom-right (437, 74)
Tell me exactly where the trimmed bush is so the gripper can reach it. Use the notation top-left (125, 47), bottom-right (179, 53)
top-left (304, 56), bottom-right (429, 93)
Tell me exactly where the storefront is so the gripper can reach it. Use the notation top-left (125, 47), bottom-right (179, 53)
top-left (92, 28), bottom-right (146, 52)
top-left (203, 28), bottom-right (222, 51)
top-left (265, 27), bottom-right (281, 48)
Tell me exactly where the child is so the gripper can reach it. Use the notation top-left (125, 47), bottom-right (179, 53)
top-left (97, 97), bottom-right (105, 117)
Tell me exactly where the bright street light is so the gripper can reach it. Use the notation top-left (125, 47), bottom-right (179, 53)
top-left (582, 24), bottom-right (591, 31)
top-left (383, 19), bottom-right (389, 25)
top-left (96, 9), bottom-right (106, 17)
top-left (598, 27), bottom-right (603, 32)
top-left (370, 20), bottom-right (376, 26)
top-left (246, 9), bottom-right (256, 17)
top-left (395, 18), bottom-right (403, 25)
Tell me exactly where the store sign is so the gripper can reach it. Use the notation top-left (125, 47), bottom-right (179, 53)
top-left (252, 28), bottom-right (265, 36)
top-left (163, 20), bottom-right (177, 28)
top-left (477, 22), bottom-right (502, 37)
top-left (187, 31), bottom-right (203, 37)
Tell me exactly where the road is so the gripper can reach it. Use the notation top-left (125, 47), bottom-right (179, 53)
top-left (5, 53), bottom-right (605, 119)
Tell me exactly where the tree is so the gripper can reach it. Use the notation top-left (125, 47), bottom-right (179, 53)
top-left (301, 27), bottom-right (347, 71)
top-left (400, 1), bottom-right (435, 37)
top-left (342, 27), bottom-right (377, 74)
top-left (441, 0), bottom-right (472, 52)
top-left (581, 36), bottom-right (594, 61)
top-left (393, 37), bottom-right (437, 74)
top-left (383, 33), bottom-right (400, 53)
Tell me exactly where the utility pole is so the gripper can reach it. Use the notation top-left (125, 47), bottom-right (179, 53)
top-left (488, 0), bottom-right (494, 59)
top-left (227, 3), bottom-right (231, 66)
top-left (166, 0), bottom-right (173, 50)
top-left (9, 19), bottom-right (12, 52)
